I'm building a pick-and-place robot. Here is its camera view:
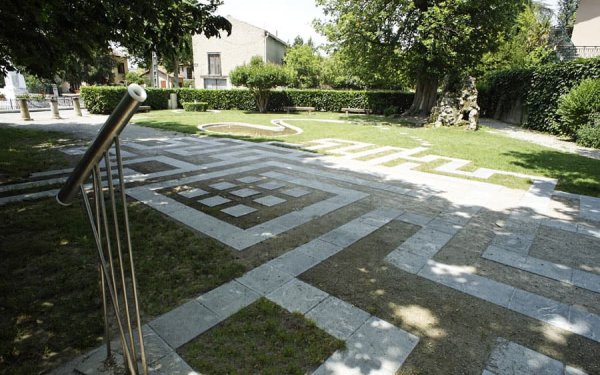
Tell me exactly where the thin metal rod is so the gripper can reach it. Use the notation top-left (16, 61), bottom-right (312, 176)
top-left (104, 149), bottom-right (138, 365)
top-left (81, 185), bottom-right (137, 374)
top-left (116, 137), bottom-right (148, 375)
top-left (57, 84), bottom-right (147, 205)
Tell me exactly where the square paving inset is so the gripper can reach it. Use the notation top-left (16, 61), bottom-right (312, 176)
top-left (178, 187), bottom-right (208, 199)
top-left (199, 196), bottom-right (231, 207)
top-left (237, 176), bottom-right (263, 184)
top-left (210, 181), bottom-right (237, 190)
top-left (258, 180), bottom-right (287, 190)
top-left (254, 195), bottom-right (286, 207)
top-left (281, 187), bottom-right (311, 198)
top-left (221, 204), bottom-right (257, 217)
top-left (231, 188), bottom-right (260, 198)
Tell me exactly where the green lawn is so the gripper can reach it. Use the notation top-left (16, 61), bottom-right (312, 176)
top-left (132, 110), bottom-right (600, 197)
top-left (180, 298), bottom-right (344, 375)
top-left (0, 127), bottom-right (246, 374)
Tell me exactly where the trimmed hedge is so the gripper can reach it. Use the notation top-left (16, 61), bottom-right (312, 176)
top-left (479, 57), bottom-right (600, 134)
top-left (83, 86), bottom-right (414, 115)
top-left (182, 102), bottom-right (208, 112)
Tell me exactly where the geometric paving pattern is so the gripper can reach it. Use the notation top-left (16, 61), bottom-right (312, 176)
top-left (3, 132), bottom-right (599, 374)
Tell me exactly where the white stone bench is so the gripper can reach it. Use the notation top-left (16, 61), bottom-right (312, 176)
top-left (342, 107), bottom-right (371, 116)
top-left (137, 105), bottom-right (151, 113)
top-left (284, 106), bottom-right (315, 114)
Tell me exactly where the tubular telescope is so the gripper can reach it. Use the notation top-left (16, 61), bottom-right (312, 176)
top-left (56, 84), bottom-right (147, 205)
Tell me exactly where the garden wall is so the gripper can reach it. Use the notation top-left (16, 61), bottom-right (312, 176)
top-left (479, 57), bottom-right (600, 133)
top-left (81, 86), bottom-right (414, 115)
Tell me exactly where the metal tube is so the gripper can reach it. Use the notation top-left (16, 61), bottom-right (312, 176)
top-left (57, 84), bottom-right (147, 205)
top-left (116, 138), bottom-right (148, 375)
top-left (103, 148), bottom-right (138, 364)
top-left (81, 185), bottom-right (138, 374)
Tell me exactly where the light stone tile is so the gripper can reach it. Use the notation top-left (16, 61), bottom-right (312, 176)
top-left (209, 181), bottom-right (237, 190)
top-left (306, 296), bottom-right (371, 340)
top-left (197, 281), bottom-right (260, 319)
top-left (237, 264), bottom-right (295, 295)
top-left (319, 220), bottom-right (380, 248)
top-left (236, 176), bottom-right (263, 184)
top-left (74, 346), bottom-right (124, 375)
top-left (148, 351), bottom-right (200, 375)
top-left (281, 187), bottom-right (311, 198)
top-left (385, 250), bottom-right (428, 274)
top-left (221, 204), bottom-right (257, 217)
top-left (565, 366), bottom-right (589, 375)
top-left (357, 208), bottom-right (404, 227)
top-left (267, 278), bottom-right (329, 314)
top-left (268, 250), bottom-right (320, 276)
top-left (483, 246), bottom-right (528, 267)
top-left (254, 195), bottom-right (287, 207)
top-left (199, 195), bottom-right (231, 207)
top-left (258, 180), bottom-right (287, 190)
top-left (460, 274), bottom-right (516, 308)
top-left (541, 218), bottom-right (578, 233)
top-left (149, 301), bottom-right (220, 348)
top-left (230, 188), bottom-right (260, 198)
top-left (571, 269), bottom-right (600, 294)
top-left (314, 317), bottom-right (419, 375)
top-left (508, 289), bottom-right (570, 326)
top-left (113, 325), bottom-right (173, 365)
top-left (568, 306), bottom-right (600, 341)
top-left (577, 224), bottom-right (600, 239)
top-left (490, 233), bottom-right (533, 255)
top-left (177, 188), bottom-right (208, 199)
top-left (426, 218), bottom-right (462, 235)
top-left (397, 212), bottom-right (435, 226)
top-left (522, 257), bottom-right (573, 284)
top-left (297, 239), bottom-right (344, 262)
top-left (486, 338), bottom-right (563, 375)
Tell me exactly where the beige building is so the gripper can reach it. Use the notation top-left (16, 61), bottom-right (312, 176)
top-left (111, 47), bottom-right (129, 84)
top-left (192, 17), bottom-right (288, 89)
top-left (570, 0), bottom-right (600, 58)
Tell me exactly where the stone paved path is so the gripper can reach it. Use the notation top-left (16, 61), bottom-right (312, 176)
top-left (480, 118), bottom-right (600, 161)
top-left (1, 113), bottom-right (599, 374)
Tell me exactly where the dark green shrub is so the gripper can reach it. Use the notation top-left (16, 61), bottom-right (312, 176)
top-left (80, 86), bottom-right (126, 114)
top-left (576, 121), bottom-right (600, 149)
top-left (383, 106), bottom-right (398, 117)
top-left (556, 79), bottom-right (600, 137)
top-left (478, 69), bottom-right (534, 118)
top-left (182, 102), bottom-right (208, 112)
top-left (526, 57), bottom-right (600, 133)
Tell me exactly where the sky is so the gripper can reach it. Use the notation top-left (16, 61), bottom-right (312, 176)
top-left (216, 0), bottom-right (563, 48)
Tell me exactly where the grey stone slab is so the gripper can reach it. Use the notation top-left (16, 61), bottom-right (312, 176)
top-left (199, 195), bottom-right (231, 207)
top-left (482, 370), bottom-right (496, 375)
top-left (148, 351), bottom-right (199, 375)
top-left (485, 338), bottom-right (563, 375)
top-left (177, 188), bottom-right (208, 199)
top-left (571, 269), bottom-right (600, 294)
top-left (197, 280), bottom-right (260, 319)
top-left (149, 301), bottom-right (220, 348)
top-left (418, 262), bottom-right (472, 292)
top-left (319, 219), bottom-right (380, 248)
top-left (314, 317), bottom-right (419, 375)
top-left (541, 218), bottom-right (578, 233)
top-left (483, 246), bottom-right (528, 267)
top-left (306, 296), bottom-right (370, 340)
top-left (75, 346), bottom-right (124, 375)
top-left (267, 278), bottom-right (329, 314)
top-left (491, 233), bottom-right (533, 255)
top-left (426, 218), bottom-right (462, 235)
top-left (580, 196), bottom-right (600, 222)
top-left (397, 212), bottom-right (435, 226)
top-left (237, 176), bottom-right (263, 184)
top-left (258, 180), bottom-right (287, 190)
top-left (577, 224), bottom-right (600, 239)
top-left (385, 250), bottom-right (429, 274)
top-left (268, 250), bottom-right (321, 276)
top-left (237, 264), bottom-right (295, 295)
top-left (400, 229), bottom-right (453, 258)
top-left (254, 195), bottom-right (287, 207)
top-left (297, 239), bottom-right (344, 262)
top-left (460, 273), bottom-right (516, 308)
top-left (508, 289), bottom-right (570, 326)
top-left (522, 257), bottom-right (573, 284)
top-left (231, 188), bottom-right (260, 198)
top-left (209, 181), bottom-right (237, 190)
top-left (113, 325), bottom-right (173, 365)
top-left (281, 187), bottom-right (311, 198)
top-left (221, 204), bottom-right (257, 217)
top-left (568, 306), bottom-right (600, 341)
top-left (358, 208), bottom-right (404, 227)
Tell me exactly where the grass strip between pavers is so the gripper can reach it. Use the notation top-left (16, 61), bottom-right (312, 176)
top-left (180, 298), bottom-right (345, 375)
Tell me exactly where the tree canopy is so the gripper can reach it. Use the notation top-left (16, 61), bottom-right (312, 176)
top-left (315, 0), bottom-right (525, 114)
top-left (230, 56), bottom-right (292, 112)
top-left (0, 0), bottom-right (231, 78)
top-left (284, 44), bottom-right (322, 89)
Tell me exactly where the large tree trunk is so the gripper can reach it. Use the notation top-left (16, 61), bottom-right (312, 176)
top-left (405, 77), bottom-right (438, 116)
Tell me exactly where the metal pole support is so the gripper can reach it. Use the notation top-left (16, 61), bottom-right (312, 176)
top-left (50, 98), bottom-right (61, 119)
top-left (73, 97), bottom-right (83, 116)
top-left (18, 99), bottom-right (32, 121)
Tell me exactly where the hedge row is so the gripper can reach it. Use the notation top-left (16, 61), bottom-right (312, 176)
top-left (81, 86), bottom-right (414, 115)
top-left (479, 57), bottom-right (600, 134)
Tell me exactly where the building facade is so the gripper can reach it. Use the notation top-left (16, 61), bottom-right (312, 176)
top-left (192, 17), bottom-right (288, 89)
top-left (570, 0), bottom-right (600, 58)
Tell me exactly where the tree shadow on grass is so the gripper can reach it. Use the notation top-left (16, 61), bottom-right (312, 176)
top-left (503, 149), bottom-right (600, 197)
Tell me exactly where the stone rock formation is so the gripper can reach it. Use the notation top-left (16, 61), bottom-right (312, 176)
top-left (430, 76), bottom-right (480, 130)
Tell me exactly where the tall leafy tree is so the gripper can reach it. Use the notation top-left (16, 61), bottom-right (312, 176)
top-left (230, 56), bottom-right (292, 113)
top-left (557, 0), bottom-right (580, 38)
top-left (0, 0), bottom-right (230, 79)
top-left (284, 44), bottom-right (322, 88)
top-left (316, 0), bottom-right (525, 114)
